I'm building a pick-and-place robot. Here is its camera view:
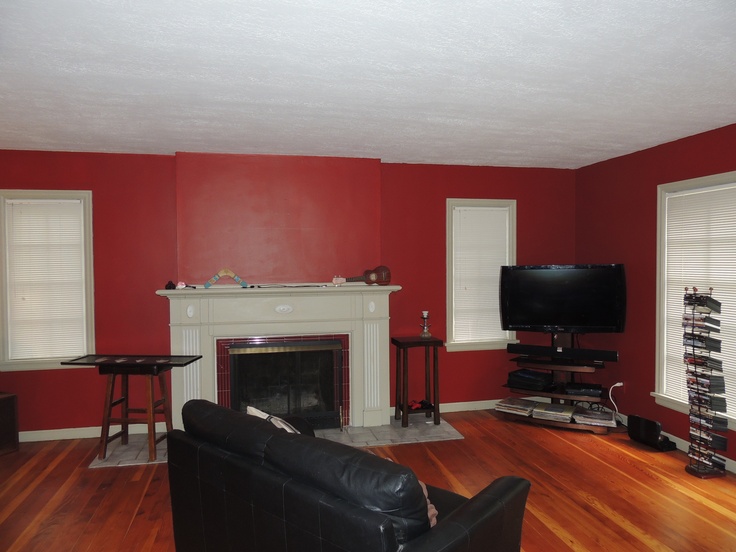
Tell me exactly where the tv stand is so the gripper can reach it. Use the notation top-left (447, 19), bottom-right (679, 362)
top-left (500, 338), bottom-right (618, 434)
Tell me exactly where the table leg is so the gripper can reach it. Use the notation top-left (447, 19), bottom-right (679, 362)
top-left (394, 345), bottom-right (401, 420)
top-left (402, 348), bottom-right (409, 427)
top-left (120, 374), bottom-right (129, 445)
top-left (159, 373), bottom-right (173, 433)
top-left (146, 375), bottom-right (157, 461)
top-left (98, 374), bottom-right (115, 460)
top-left (424, 346), bottom-right (432, 418)
top-left (433, 345), bottom-right (440, 425)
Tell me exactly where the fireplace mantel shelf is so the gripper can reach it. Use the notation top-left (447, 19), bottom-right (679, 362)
top-left (157, 283), bottom-right (402, 298)
top-left (157, 283), bottom-right (401, 429)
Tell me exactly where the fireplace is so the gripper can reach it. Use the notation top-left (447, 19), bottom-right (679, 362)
top-left (157, 283), bottom-right (400, 429)
top-left (217, 334), bottom-right (349, 428)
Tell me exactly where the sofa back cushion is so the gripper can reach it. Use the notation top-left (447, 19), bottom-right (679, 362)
top-left (182, 399), bottom-right (276, 462)
top-left (181, 399), bottom-right (430, 544)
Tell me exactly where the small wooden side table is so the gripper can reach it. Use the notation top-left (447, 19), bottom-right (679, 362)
top-left (391, 336), bottom-right (443, 427)
top-left (62, 354), bottom-right (201, 461)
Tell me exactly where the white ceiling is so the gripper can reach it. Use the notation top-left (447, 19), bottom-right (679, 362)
top-left (1, 1), bottom-right (735, 169)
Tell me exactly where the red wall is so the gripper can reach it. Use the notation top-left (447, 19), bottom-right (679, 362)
top-left (1, 124), bottom-right (734, 457)
top-left (381, 163), bottom-right (576, 405)
top-left (174, 153), bottom-right (383, 283)
top-left (576, 123), bottom-right (736, 456)
top-left (0, 150), bottom-right (177, 431)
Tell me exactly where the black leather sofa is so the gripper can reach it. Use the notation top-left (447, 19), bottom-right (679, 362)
top-left (168, 399), bottom-right (531, 552)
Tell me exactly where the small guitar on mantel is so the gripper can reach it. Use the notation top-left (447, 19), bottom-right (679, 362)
top-left (332, 265), bottom-right (391, 286)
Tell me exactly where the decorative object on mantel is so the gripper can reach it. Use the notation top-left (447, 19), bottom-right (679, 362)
top-left (419, 310), bottom-right (432, 339)
top-left (332, 265), bottom-right (391, 286)
top-left (204, 267), bottom-right (249, 288)
top-left (165, 280), bottom-right (197, 289)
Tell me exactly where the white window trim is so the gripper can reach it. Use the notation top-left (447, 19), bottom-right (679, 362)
top-left (446, 198), bottom-right (516, 352)
top-left (654, 170), bottom-right (736, 430)
top-left (0, 189), bottom-right (95, 371)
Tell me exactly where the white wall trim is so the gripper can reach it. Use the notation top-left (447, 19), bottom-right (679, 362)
top-left (17, 402), bottom-right (736, 474)
top-left (19, 423), bottom-right (168, 443)
top-left (440, 399), bottom-right (499, 412)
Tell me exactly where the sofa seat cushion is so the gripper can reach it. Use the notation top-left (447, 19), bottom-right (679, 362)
top-left (265, 432), bottom-right (430, 543)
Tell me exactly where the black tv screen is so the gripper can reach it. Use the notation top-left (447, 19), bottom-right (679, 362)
top-left (499, 264), bottom-right (627, 334)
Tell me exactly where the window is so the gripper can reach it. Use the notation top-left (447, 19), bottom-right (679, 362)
top-left (1, 190), bottom-right (94, 371)
top-left (655, 171), bottom-right (736, 426)
top-left (446, 198), bottom-right (516, 352)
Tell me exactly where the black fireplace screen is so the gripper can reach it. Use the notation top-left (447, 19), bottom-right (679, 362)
top-left (230, 340), bottom-right (343, 429)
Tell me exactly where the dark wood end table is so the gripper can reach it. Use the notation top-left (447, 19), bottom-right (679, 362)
top-left (391, 336), bottom-right (443, 427)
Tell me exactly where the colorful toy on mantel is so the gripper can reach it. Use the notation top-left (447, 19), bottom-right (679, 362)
top-left (204, 267), bottom-right (249, 288)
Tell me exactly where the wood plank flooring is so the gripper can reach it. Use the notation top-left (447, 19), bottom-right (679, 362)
top-left (1, 410), bottom-right (735, 551)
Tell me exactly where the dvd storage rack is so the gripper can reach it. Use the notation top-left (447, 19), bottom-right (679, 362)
top-left (683, 288), bottom-right (728, 478)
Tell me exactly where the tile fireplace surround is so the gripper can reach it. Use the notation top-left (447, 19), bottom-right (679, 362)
top-left (157, 283), bottom-right (401, 429)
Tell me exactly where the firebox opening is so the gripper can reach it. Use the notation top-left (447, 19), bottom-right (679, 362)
top-left (230, 340), bottom-right (343, 429)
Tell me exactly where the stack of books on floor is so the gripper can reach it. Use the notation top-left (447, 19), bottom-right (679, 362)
top-left (495, 397), bottom-right (538, 417)
top-left (532, 403), bottom-right (575, 422)
top-left (572, 406), bottom-right (617, 428)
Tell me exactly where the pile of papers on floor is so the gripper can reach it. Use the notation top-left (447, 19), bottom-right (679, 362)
top-left (572, 406), bottom-right (617, 427)
top-left (495, 397), bottom-right (538, 416)
top-left (532, 403), bottom-right (576, 422)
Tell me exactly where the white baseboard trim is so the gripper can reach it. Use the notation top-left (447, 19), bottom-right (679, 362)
top-left (19, 402), bottom-right (736, 474)
top-left (19, 423), bottom-right (169, 443)
top-left (17, 401), bottom-right (503, 442)
top-left (439, 399), bottom-right (499, 413)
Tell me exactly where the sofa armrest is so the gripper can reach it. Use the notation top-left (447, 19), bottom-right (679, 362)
top-left (399, 476), bottom-right (530, 552)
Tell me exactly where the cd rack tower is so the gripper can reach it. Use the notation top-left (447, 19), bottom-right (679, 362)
top-left (683, 287), bottom-right (727, 478)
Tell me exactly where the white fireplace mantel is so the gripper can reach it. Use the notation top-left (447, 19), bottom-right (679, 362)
top-left (157, 283), bottom-right (401, 428)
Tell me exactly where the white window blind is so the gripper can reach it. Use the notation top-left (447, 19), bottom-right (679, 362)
top-left (2, 191), bottom-right (94, 368)
top-left (657, 174), bottom-right (736, 423)
top-left (446, 199), bottom-right (515, 351)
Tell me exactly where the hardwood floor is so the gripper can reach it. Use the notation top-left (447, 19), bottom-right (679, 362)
top-left (1, 410), bottom-right (735, 551)
top-left (0, 438), bottom-right (173, 552)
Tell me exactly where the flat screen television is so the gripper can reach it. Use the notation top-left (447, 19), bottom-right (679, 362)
top-left (499, 264), bottom-right (627, 334)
